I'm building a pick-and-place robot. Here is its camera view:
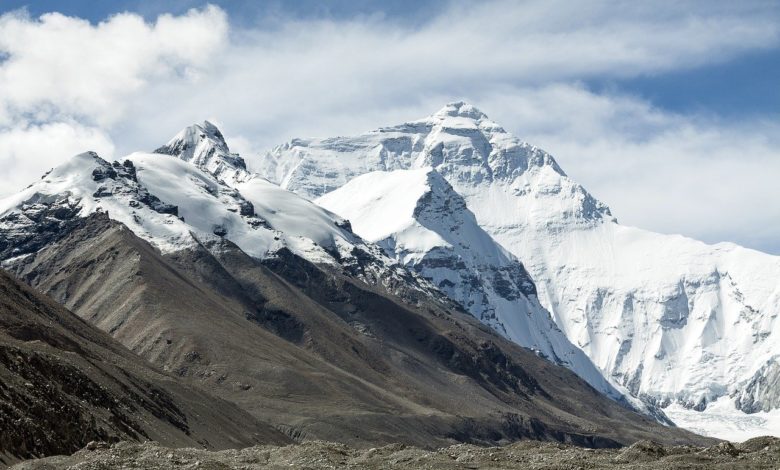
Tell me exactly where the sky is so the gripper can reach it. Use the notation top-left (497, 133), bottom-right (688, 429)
top-left (0, 0), bottom-right (779, 253)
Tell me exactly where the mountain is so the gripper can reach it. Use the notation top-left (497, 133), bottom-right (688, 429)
top-left (0, 269), bottom-right (288, 467)
top-left (0, 124), bottom-right (710, 451)
top-left (316, 167), bottom-right (624, 402)
top-left (259, 101), bottom-right (780, 439)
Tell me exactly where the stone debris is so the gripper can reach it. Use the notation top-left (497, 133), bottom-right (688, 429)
top-left (12, 437), bottom-right (780, 469)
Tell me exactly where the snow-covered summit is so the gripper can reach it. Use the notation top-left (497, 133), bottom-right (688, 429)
top-left (259, 101), bottom-right (613, 232)
top-left (148, 123), bottom-right (368, 262)
top-left (155, 121), bottom-right (249, 183)
top-left (430, 101), bottom-right (491, 121)
top-left (319, 168), bottom-right (510, 269)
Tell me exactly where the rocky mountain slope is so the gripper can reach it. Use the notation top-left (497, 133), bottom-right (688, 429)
top-left (0, 269), bottom-right (288, 468)
top-left (259, 102), bottom-right (780, 438)
top-left (0, 125), bottom-right (710, 451)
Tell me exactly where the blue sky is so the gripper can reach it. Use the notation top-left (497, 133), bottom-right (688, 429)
top-left (0, 0), bottom-right (451, 24)
top-left (5, 0), bottom-right (778, 120)
top-left (0, 0), bottom-right (779, 253)
top-left (597, 48), bottom-right (780, 119)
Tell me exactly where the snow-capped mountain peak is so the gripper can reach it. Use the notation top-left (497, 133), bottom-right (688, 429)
top-left (154, 121), bottom-right (249, 183)
top-left (430, 101), bottom-right (491, 121)
top-left (260, 103), bottom-right (780, 439)
top-left (318, 167), bottom-right (504, 266)
top-left (260, 103), bottom-right (613, 232)
top-left (1, 147), bottom-right (371, 267)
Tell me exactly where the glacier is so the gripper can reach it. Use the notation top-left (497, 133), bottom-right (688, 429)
top-left (258, 101), bottom-right (780, 440)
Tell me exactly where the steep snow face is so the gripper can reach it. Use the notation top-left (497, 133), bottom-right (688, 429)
top-left (509, 220), bottom-right (780, 411)
top-left (260, 102), bottom-right (780, 419)
top-left (129, 152), bottom-right (363, 264)
top-left (316, 167), bottom-right (624, 400)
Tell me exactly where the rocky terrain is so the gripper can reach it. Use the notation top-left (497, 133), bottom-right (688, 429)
top-left (13, 437), bottom-right (780, 469)
top-left (0, 270), bottom-right (288, 468)
top-left (2, 213), bottom-right (706, 449)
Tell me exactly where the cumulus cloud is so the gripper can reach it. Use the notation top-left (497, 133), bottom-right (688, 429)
top-left (0, 0), bottom-right (778, 252)
top-left (0, 5), bottom-right (227, 126)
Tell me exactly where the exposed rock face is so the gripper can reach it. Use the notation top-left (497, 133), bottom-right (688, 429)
top-left (734, 357), bottom-right (780, 413)
top-left (0, 192), bottom-right (82, 262)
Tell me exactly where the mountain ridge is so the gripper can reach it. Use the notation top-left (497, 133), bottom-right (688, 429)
top-left (0, 122), bottom-right (712, 453)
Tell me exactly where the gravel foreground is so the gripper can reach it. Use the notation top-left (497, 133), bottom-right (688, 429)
top-left (11, 437), bottom-right (780, 469)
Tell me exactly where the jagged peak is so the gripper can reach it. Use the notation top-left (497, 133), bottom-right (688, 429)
top-left (154, 120), bottom-right (247, 180)
top-left (156, 120), bottom-right (229, 155)
top-left (197, 120), bottom-right (229, 149)
top-left (417, 166), bottom-right (472, 207)
top-left (419, 167), bottom-right (459, 198)
top-left (431, 101), bottom-right (490, 121)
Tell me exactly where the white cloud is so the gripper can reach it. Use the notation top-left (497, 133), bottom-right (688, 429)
top-left (0, 5), bottom-right (227, 126)
top-left (0, 122), bottom-right (115, 194)
top-left (0, 1), bottom-right (778, 252)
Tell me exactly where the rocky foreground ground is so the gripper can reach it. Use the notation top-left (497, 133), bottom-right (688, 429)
top-left (11, 437), bottom-right (780, 469)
